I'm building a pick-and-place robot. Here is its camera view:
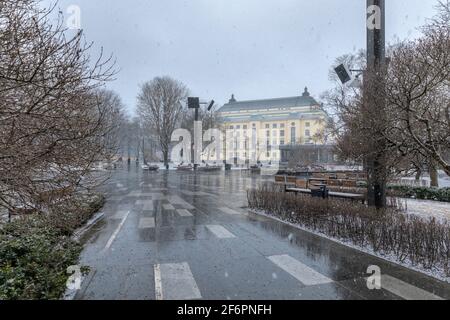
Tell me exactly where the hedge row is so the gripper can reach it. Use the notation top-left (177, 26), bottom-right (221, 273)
top-left (388, 186), bottom-right (450, 202)
top-left (247, 185), bottom-right (450, 276)
top-left (0, 194), bottom-right (104, 299)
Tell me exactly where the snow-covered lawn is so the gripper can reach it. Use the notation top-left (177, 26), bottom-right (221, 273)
top-left (405, 198), bottom-right (450, 222)
top-left (395, 171), bottom-right (450, 188)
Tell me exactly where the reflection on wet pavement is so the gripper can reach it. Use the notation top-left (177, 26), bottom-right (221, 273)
top-left (75, 168), bottom-right (450, 300)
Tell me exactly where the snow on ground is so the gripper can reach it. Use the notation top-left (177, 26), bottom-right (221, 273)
top-left (396, 171), bottom-right (450, 188)
top-left (405, 198), bottom-right (450, 222)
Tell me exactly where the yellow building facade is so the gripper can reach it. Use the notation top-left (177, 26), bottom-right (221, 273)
top-left (217, 88), bottom-right (329, 162)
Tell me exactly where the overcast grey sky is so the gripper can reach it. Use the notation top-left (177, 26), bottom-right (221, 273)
top-left (44, 0), bottom-right (438, 115)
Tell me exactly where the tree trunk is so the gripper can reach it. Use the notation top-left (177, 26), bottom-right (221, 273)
top-left (429, 159), bottom-right (439, 188)
top-left (415, 168), bottom-right (421, 181)
top-left (164, 150), bottom-right (169, 170)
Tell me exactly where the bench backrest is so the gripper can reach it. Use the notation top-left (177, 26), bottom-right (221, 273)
top-left (342, 180), bottom-right (357, 188)
top-left (296, 179), bottom-right (308, 189)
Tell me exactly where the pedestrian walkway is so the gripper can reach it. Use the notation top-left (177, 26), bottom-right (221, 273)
top-left (75, 170), bottom-right (450, 300)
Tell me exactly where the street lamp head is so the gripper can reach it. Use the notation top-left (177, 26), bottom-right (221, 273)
top-left (334, 64), bottom-right (353, 85)
top-left (207, 100), bottom-right (215, 111)
top-left (188, 97), bottom-right (200, 109)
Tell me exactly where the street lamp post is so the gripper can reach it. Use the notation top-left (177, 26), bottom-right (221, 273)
top-left (365, 0), bottom-right (387, 208)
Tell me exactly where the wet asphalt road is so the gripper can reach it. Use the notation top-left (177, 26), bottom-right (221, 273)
top-left (75, 167), bottom-right (450, 300)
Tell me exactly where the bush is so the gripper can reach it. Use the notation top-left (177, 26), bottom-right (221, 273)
top-left (0, 216), bottom-right (81, 299)
top-left (248, 185), bottom-right (450, 276)
top-left (0, 193), bottom-right (104, 299)
top-left (388, 186), bottom-right (450, 202)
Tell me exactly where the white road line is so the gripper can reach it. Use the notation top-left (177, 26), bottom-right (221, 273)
top-left (219, 207), bottom-right (241, 215)
top-left (155, 262), bottom-right (202, 300)
top-left (268, 254), bottom-right (333, 286)
top-left (138, 217), bottom-right (155, 229)
top-left (163, 204), bottom-right (175, 210)
top-left (111, 210), bottom-right (128, 220)
top-left (381, 275), bottom-right (444, 300)
top-left (206, 225), bottom-right (236, 239)
top-left (104, 211), bottom-right (130, 250)
top-left (177, 209), bottom-right (193, 217)
top-left (127, 191), bottom-right (141, 197)
top-left (154, 264), bottom-right (163, 300)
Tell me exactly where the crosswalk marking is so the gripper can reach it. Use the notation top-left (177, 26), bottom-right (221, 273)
top-left (154, 262), bottom-right (202, 300)
top-left (163, 204), bottom-right (175, 210)
top-left (177, 209), bottom-right (193, 217)
top-left (218, 207), bottom-right (241, 215)
top-left (149, 193), bottom-right (166, 200)
top-left (136, 200), bottom-right (154, 211)
top-left (381, 275), bottom-right (444, 300)
top-left (138, 217), bottom-right (155, 229)
top-left (127, 190), bottom-right (142, 197)
top-left (168, 196), bottom-right (195, 210)
top-left (268, 255), bottom-right (333, 286)
top-left (206, 225), bottom-right (236, 239)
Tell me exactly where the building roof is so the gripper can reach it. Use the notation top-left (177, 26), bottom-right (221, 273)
top-left (219, 112), bottom-right (324, 123)
top-left (218, 87), bottom-right (320, 113)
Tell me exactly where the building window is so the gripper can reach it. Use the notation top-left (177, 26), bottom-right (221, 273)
top-left (265, 124), bottom-right (270, 129)
top-left (280, 139), bottom-right (285, 145)
top-left (252, 123), bottom-right (256, 127)
top-left (272, 130), bottom-right (277, 137)
top-left (229, 125), bottom-right (234, 129)
top-left (291, 122), bottom-right (295, 127)
top-left (291, 127), bottom-right (296, 144)
top-left (236, 125), bottom-right (240, 129)
top-left (243, 125), bottom-right (247, 130)
top-left (266, 130), bottom-right (270, 137)
top-left (272, 124), bottom-right (277, 128)
top-left (280, 130), bottom-right (285, 137)
top-left (305, 122), bottom-right (310, 127)
top-left (305, 130), bottom-right (311, 137)
top-left (280, 123), bottom-right (285, 128)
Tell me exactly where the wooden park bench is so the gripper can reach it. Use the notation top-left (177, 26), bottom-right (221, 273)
top-left (286, 187), bottom-right (365, 204)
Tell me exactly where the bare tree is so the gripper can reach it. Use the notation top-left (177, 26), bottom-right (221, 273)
top-left (0, 0), bottom-right (118, 215)
top-left (137, 76), bottom-right (189, 169)
top-left (384, 0), bottom-right (450, 177)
